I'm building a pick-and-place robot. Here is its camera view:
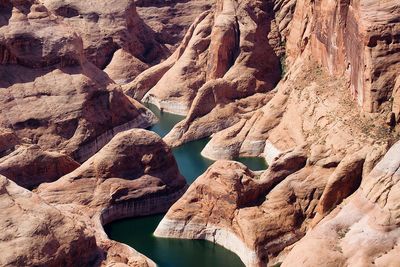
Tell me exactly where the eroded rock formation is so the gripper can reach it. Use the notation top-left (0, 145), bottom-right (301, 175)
top-left (282, 141), bottom-right (400, 267)
top-left (0, 0), bottom-right (158, 164)
top-left (0, 175), bottom-right (100, 267)
top-left (42, 0), bottom-right (169, 82)
top-left (155, 141), bottom-right (397, 266)
top-left (0, 1), bottom-right (186, 266)
top-left (135, 0), bottom-right (213, 51)
top-left (153, 2), bottom-right (400, 265)
top-left (0, 0), bottom-right (399, 266)
top-left (123, 0), bottom-right (400, 154)
top-left (37, 129), bottom-right (186, 215)
top-left (125, 0), bottom-right (281, 120)
top-left (0, 173), bottom-right (158, 267)
top-left (0, 145), bottom-right (80, 189)
top-left (0, 129), bottom-right (186, 267)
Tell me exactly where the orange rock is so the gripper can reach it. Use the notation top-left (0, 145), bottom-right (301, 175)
top-left (282, 141), bottom-right (400, 267)
top-left (0, 145), bottom-right (80, 189)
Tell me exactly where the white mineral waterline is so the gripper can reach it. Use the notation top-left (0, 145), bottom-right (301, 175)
top-left (200, 142), bottom-right (238, 161)
top-left (263, 140), bottom-right (282, 165)
top-left (95, 187), bottom-right (188, 267)
top-left (143, 94), bottom-right (189, 116)
top-left (74, 110), bottom-right (156, 163)
top-left (154, 218), bottom-right (264, 267)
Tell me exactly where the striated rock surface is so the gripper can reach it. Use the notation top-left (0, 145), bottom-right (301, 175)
top-left (127, 0), bottom-right (281, 120)
top-left (0, 0), bottom-right (157, 163)
top-left (42, 0), bottom-right (169, 83)
top-left (0, 173), bottom-right (157, 267)
top-left (135, 0), bottom-right (213, 51)
top-left (34, 129), bottom-right (186, 266)
top-left (0, 145), bottom-right (80, 189)
top-left (1, 0), bottom-right (399, 266)
top-left (198, 55), bottom-right (395, 162)
top-left (0, 175), bottom-right (100, 267)
top-left (287, 0), bottom-right (400, 114)
top-left (282, 141), bottom-right (400, 267)
top-left (155, 147), bottom-right (335, 266)
top-left (37, 129), bottom-right (186, 218)
top-left (155, 139), bottom-right (397, 266)
top-left (123, 0), bottom-right (400, 155)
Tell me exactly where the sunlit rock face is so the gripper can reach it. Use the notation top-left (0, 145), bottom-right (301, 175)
top-left (286, 0), bottom-right (400, 114)
top-left (0, 0), bottom-right (399, 266)
top-left (37, 129), bottom-right (186, 214)
top-left (0, 0), bottom-right (158, 164)
top-left (0, 175), bottom-right (100, 267)
top-left (134, 0), bottom-right (213, 51)
top-left (152, 0), bottom-right (400, 266)
top-left (35, 129), bottom-right (186, 266)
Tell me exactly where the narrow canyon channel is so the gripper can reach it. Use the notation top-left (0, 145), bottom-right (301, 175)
top-left (105, 104), bottom-right (268, 267)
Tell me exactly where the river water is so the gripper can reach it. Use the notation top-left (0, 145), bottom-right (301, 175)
top-left (105, 104), bottom-right (268, 267)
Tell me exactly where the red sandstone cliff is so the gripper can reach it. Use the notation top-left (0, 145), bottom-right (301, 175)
top-left (0, 0), bottom-right (399, 266)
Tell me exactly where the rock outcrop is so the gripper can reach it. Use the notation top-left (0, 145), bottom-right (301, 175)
top-left (42, 0), bottom-right (169, 83)
top-left (135, 0), bottom-right (213, 51)
top-left (285, 0), bottom-right (400, 114)
top-left (0, 175), bottom-right (100, 267)
top-left (0, 173), bottom-right (158, 267)
top-left (282, 141), bottom-right (400, 267)
top-left (0, 1), bottom-right (185, 265)
top-left (0, 128), bottom-right (19, 157)
top-left (0, 145), bottom-right (80, 189)
top-left (123, 0), bottom-right (400, 155)
top-left (33, 129), bottom-right (186, 266)
top-left (126, 0), bottom-right (281, 119)
top-left (155, 140), bottom-right (395, 266)
top-left (152, 1), bottom-right (400, 264)
top-left (1, 0), bottom-right (400, 266)
top-left (37, 129), bottom-right (186, 219)
top-left (0, 0), bottom-right (157, 163)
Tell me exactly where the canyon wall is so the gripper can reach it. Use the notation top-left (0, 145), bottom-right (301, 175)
top-left (0, 1), bottom-right (187, 266)
top-left (285, 0), bottom-right (400, 114)
top-left (154, 0), bottom-right (400, 266)
top-left (0, 0), bottom-right (160, 169)
top-left (34, 129), bottom-right (187, 267)
top-left (0, 0), bottom-right (399, 266)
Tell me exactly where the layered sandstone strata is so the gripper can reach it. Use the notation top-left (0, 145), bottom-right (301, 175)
top-left (37, 129), bottom-right (186, 219)
top-left (126, 0), bottom-right (281, 118)
top-left (282, 141), bottom-right (400, 267)
top-left (192, 54), bottom-right (394, 162)
top-left (42, 0), bottom-right (169, 84)
top-left (285, 0), bottom-right (400, 115)
top-left (0, 145), bottom-right (80, 189)
top-left (135, 0), bottom-right (213, 51)
top-left (31, 129), bottom-right (185, 266)
top-left (0, 0), bottom-right (157, 164)
top-left (123, 0), bottom-right (400, 155)
top-left (0, 175), bottom-right (100, 267)
top-left (2, 122), bottom-right (188, 267)
top-left (155, 141), bottom-right (394, 266)
top-left (153, 1), bottom-right (400, 266)
top-left (0, 174), bottom-right (158, 267)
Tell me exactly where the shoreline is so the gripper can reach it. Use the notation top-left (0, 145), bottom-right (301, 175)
top-left (154, 217), bottom-right (263, 267)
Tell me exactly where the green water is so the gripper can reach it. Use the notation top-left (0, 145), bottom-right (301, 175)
top-left (105, 104), bottom-right (268, 267)
top-left (105, 215), bottom-right (245, 267)
top-left (237, 157), bottom-right (267, 171)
